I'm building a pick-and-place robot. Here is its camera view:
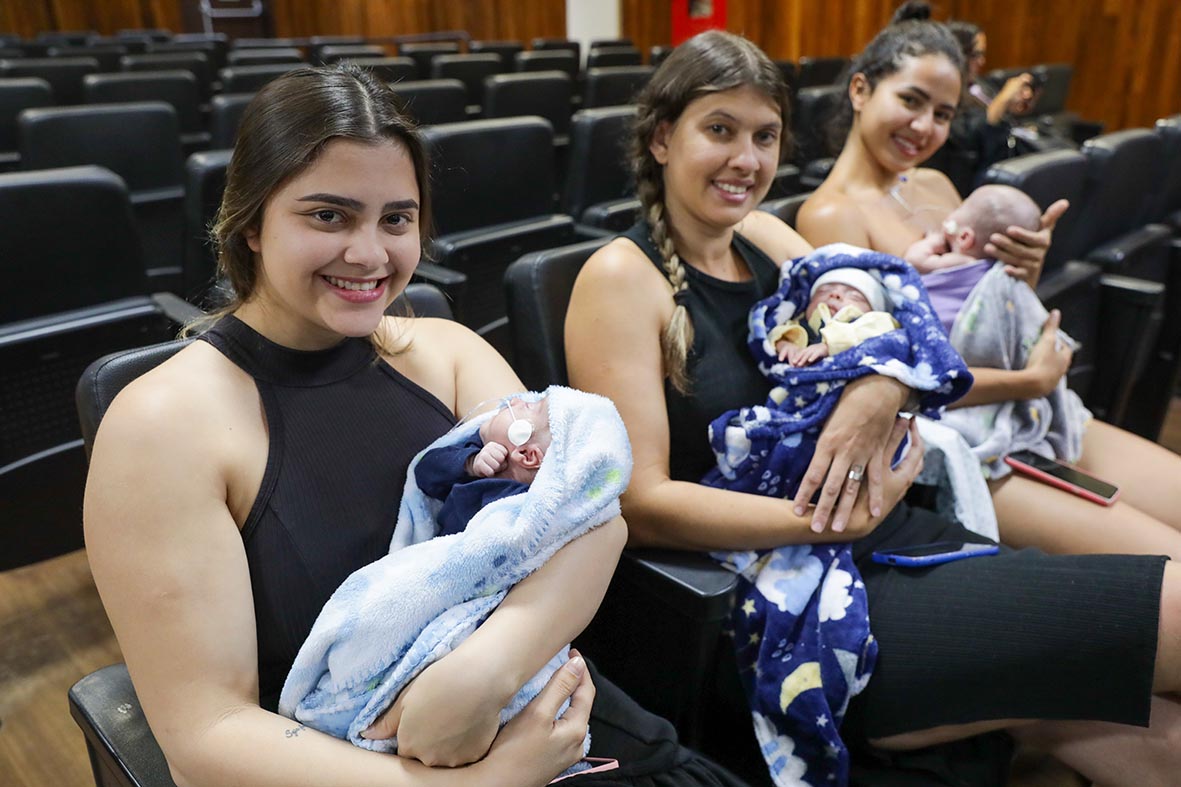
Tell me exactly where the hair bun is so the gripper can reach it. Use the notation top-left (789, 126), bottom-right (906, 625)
top-left (890, 0), bottom-right (932, 24)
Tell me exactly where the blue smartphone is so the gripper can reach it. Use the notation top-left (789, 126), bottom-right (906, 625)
top-left (871, 541), bottom-right (999, 567)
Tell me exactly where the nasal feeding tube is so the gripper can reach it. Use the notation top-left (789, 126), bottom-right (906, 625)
top-left (504, 399), bottom-right (534, 446)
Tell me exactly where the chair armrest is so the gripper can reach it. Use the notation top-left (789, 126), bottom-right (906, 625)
top-left (1086, 223), bottom-right (1173, 272)
top-left (411, 262), bottom-right (468, 321)
top-left (1086, 274), bottom-right (1165, 423)
top-left (150, 291), bottom-right (205, 324)
top-left (69, 663), bottom-right (178, 787)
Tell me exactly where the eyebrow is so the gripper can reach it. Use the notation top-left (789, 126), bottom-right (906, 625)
top-left (296, 193), bottom-right (420, 212)
top-left (704, 109), bottom-right (782, 130)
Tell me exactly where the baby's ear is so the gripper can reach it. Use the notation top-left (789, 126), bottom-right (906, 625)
top-left (957, 226), bottom-right (977, 252)
top-left (516, 444), bottom-right (544, 470)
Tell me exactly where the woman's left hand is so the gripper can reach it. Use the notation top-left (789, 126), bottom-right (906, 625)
top-left (362, 648), bottom-right (505, 767)
top-left (984, 198), bottom-right (1069, 285)
top-left (792, 375), bottom-right (909, 534)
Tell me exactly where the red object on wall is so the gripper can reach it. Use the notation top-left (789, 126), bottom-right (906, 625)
top-left (671, 0), bottom-right (727, 46)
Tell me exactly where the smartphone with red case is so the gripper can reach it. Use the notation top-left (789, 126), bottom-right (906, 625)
top-left (1004, 450), bottom-right (1120, 506)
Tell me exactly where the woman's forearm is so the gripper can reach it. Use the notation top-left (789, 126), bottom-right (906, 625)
top-left (167, 705), bottom-right (501, 787)
top-left (953, 366), bottom-right (1043, 407)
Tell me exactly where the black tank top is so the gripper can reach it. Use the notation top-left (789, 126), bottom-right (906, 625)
top-left (199, 316), bottom-right (456, 711)
top-left (620, 221), bottom-right (781, 481)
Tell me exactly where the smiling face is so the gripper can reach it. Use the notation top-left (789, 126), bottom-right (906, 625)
top-left (850, 53), bottom-right (962, 174)
top-left (650, 84), bottom-right (783, 231)
top-left (238, 138), bottom-right (421, 350)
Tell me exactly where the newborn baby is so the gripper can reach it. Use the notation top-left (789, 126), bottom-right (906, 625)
top-left (769, 266), bottom-right (899, 367)
top-left (415, 395), bottom-right (551, 536)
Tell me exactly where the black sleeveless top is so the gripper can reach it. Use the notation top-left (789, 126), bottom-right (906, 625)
top-left (620, 221), bottom-right (781, 481)
top-left (199, 316), bottom-right (456, 711)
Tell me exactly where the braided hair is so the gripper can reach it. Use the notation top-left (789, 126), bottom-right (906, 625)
top-left (631, 30), bottom-right (790, 393)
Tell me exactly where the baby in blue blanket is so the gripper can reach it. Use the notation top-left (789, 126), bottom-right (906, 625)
top-left (415, 396), bottom-right (552, 537)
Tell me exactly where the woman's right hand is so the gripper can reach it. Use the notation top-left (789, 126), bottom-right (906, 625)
top-left (836, 416), bottom-right (924, 539)
top-left (1024, 309), bottom-right (1073, 397)
top-left (479, 652), bottom-right (595, 787)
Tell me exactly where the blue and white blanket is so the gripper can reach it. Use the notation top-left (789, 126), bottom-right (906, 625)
top-left (941, 262), bottom-right (1090, 478)
top-left (279, 386), bottom-right (632, 765)
top-left (705, 244), bottom-right (972, 787)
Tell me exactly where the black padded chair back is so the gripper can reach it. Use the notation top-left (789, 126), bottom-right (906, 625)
top-left (36, 30), bottom-right (97, 47)
top-left (1032, 63), bottom-right (1072, 116)
top-left (318, 44), bottom-right (385, 64)
top-left (796, 56), bottom-right (848, 88)
top-left (309, 35), bottom-right (365, 63)
top-left (0, 165), bottom-right (145, 321)
top-left (1152, 115), bottom-right (1181, 223)
top-left (759, 191), bottom-right (813, 229)
top-left (482, 71), bottom-right (573, 137)
top-left (530, 38), bottom-right (580, 62)
top-left (774, 59), bottom-right (798, 98)
top-left (430, 53), bottom-right (502, 108)
top-left (231, 37), bottom-right (301, 50)
top-left (122, 52), bottom-right (212, 97)
top-left (469, 40), bottom-right (524, 66)
top-left (183, 149), bottom-right (233, 303)
top-left (226, 47), bottom-right (304, 67)
top-left (390, 79), bottom-right (468, 125)
top-left (981, 148), bottom-right (1087, 272)
top-left (591, 38), bottom-right (634, 49)
top-left (343, 56), bottom-right (416, 83)
top-left (561, 105), bottom-right (636, 219)
top-left (218, 62), bottom-right (300, 93)
top-left (582, 65), bottom-right (652, 109)
top-left (424, 116), bottom-right (557, 236)
top-left (586, 46), bottom-right (642, 69)
top-left (147, 40), bottom-right (225, 71)
top-left (505, 237), bottom-right (609, 389)
top-left (1072, 129), bottom-right (1164, 258)
top-left (792, 85), bottom-right (844, 166)
top-left (19, 102), bottom-right (184, 193)
top-left (650, 46), bottom-right (672, 68)
top-left (580, 198), bottom-right (640, 232)
top-left (0, 77), bottom-right (52, 159)
top-left (389, 282), bottom-right (455, 320)
top-left (0, 56), bottom-right (99, 104)
top-left (47, 44), bottom-right (128, 72)
top-left (398, 42), bottom-right (460, 79)
top-left (209, 92), bottom-right (254, 148)
top-left (118, 28), bottom-right (171, 43)
top-left (83, 70), bottom-right (203, 135)
top-left (514, 50), bottom-right (578, 78)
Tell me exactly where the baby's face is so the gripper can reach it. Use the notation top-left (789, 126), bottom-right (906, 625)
top-left (806, 283), bottom-right (873, 318)
top-left (482, 396), bottom-right (551, 453)
top-left (942, 207), bottom-right (972, 252)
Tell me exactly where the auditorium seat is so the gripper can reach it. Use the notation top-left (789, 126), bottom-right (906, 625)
top-left (389, 78), bottom-right (468, 125)
top-left (398, 42), bottom-right (460, 79)
top-left (423, 116), bottom-right (581, 350)
top-left (0, 56), bottom-right (99, 105)
top-left (218, 63), bottom-right (301, 93)
top-left (0, 165), bottom-right (198, 571)
top-left (122, 52), bottom-right (213, 99)
top-left (0, 77), bottom-right (52, 170)
top-left (581, 65), bottom-right (652, 109)
top-left (146, 39), bottom-right (225, 72)
top-left (47, 44), bottom-right (128, 72)
top-left (318, 44), bottom-right (386, 64)
top-left (561, 106), bottom-right (635, 221)
top-left (36, 30), bottom-right (97, 48)
top-left (208, 92), bottom-right (254, 148)
top-left (468, 40), bottom-right (524, 66)
top-left (791, 84), bottom-right (844, 167)
top-left (308, 35), bottom-right (366, 64)
top-left (430, 53), bottom-right (503, 114)
top-left (341, 56), bottom-right (415, 83)
top-left (586, 46), bottom-right (642, 69)
top-left (483, 71), bottom-right (574, 144)
top-left (182, 149), bottom-right (232, 305)
top-left (227, 48), bottom-right (304, 67)
top-left (1152, 115), bottom-right (1181, 227)
top-left (84, 71), bottom-right (209, 153)
top-left (650, 45), bottom-right (672, 67)
top-left (20, 102), bottom-right (187, 288)
top-left (796, 56), bottom-right (848, 88)
top-left (230, 37), bottom-right (302, 50)
top-left (759, 191), bottom-right (813, 229)
top-left (515, 49), bottom-right (578, 79)
top-left (530, 38), bottom-right (581, 64)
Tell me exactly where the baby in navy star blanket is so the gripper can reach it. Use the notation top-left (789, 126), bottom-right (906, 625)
top-left (703, 243), bottom-right (972, 787)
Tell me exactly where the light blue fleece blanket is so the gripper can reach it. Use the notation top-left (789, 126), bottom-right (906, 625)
top-left (278, 386), bottom-right (632, 758)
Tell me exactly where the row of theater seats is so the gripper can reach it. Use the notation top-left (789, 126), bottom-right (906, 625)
top-left (60, 112), bottom-right (1181, 783)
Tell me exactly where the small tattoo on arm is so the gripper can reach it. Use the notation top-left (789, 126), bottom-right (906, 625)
top-left (285, 724), bottom-right (306, 738)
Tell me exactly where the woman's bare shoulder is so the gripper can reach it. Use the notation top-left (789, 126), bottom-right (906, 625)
top-left (797, 188), bottom-right (871, 247)
top-left (912, 167), bottom-right (961, 202)
top-left (737, 209), bottom-right (814, 262)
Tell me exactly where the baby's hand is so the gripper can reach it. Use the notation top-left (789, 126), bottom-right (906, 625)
top-left (469, 442), bottom-right (509, 477)
top-left (791, 344), bottom-right (829, 367)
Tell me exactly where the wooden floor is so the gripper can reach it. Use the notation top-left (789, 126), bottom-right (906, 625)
top-left (4, 399), bottom-right (1181, 787)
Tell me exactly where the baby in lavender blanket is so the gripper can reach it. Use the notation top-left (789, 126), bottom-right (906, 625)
top-left (903, 183), bottom-right (1042, 334)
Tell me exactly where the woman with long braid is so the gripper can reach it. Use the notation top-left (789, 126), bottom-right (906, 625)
top-left (566, 29), bottom-right (1181, 785)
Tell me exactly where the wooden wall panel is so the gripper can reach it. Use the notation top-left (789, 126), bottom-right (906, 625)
top-left (621, 0), bottom-right (1181, 132)
top-left (1, 0), bottom-right (180, 39)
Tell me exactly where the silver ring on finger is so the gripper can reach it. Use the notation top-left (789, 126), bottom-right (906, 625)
top-left (847, 464), bottom-right (865, 483)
